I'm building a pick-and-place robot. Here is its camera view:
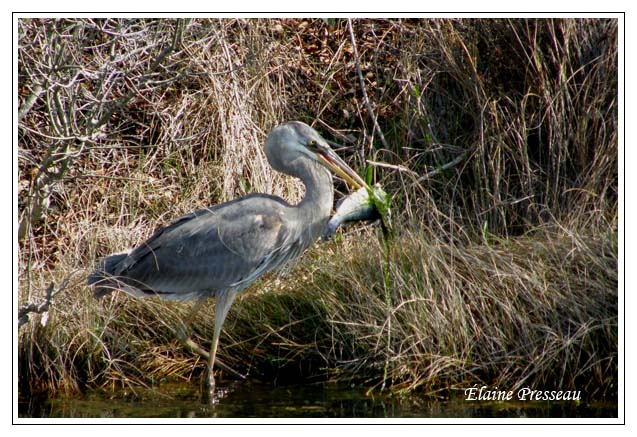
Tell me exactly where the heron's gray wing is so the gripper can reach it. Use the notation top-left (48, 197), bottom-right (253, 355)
top-left (113, 195), bottom-right (291, 299)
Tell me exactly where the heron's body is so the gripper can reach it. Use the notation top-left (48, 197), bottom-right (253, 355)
top-left (89, 121), bottom-right (365, 397)
top-left (91, 190), bottom-right (330, 301)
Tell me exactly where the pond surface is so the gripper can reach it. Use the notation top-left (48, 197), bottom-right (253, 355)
top-left (19, 380), bottom-right (617, 419)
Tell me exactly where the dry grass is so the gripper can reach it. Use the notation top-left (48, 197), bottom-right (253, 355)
top-left (18, 224), bottom-right (617, 398)
top-left (221, 223), bottom-right (617, 397)
top-left (18, 18), bottom-right (618, 400)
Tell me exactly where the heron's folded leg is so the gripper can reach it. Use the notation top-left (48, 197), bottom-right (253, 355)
top-left (175, 298), bottom-right (206, 352)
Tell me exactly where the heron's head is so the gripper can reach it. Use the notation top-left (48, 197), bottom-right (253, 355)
top-left (264, 121), bottom-right (366, 189)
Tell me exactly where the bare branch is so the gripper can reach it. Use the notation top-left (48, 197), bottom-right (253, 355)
top-left (347, 19), bottom-right (390, 151)
top-left (18, 19), bottom-right (187, 242)
top-left (418, 149), bottom-right (470, 182)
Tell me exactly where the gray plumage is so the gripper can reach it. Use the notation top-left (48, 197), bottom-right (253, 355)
top-left (88, 121), bottom-right (366, 394)
top-left (89, 194), bottom-right (319, 301)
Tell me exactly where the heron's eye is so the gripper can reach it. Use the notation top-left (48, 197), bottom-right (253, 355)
top-left (307, 140), bottom-right (318, 150)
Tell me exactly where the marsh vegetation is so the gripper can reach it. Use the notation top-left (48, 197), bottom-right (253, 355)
top-left (18, 18), bottom-right (617, 403)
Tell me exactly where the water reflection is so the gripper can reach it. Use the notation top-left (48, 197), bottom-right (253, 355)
top-left (19, 380), bottom-right (617, 419)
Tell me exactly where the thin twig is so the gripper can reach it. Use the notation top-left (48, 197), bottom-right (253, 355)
top-left (366, 159), bottom-right (420, 177)
top-left (418, 150), bottom-right (470, 182)
top-left (18, 83), bottom-right (45, 121)
top-left (18, 284), bottom-right (54, 328)
top-left (367, 152), bottom-right (469, 183)
top-left (347, 19), bottom-right (390, 151)
top-left (18, 271), bottom-right (83, 328)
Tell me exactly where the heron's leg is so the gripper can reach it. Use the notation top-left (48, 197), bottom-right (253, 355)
top-left (175, 298), bottom-right (206, 349)
top-left (186, 298), bottom-right (206, 326)
top-left (207, 289), bottom-right (238, 394)
top-left (175, 297), bottom-right (246, 381)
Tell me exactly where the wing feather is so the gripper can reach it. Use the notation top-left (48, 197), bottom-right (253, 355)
top-left (112, 194), bottom-right (292, 299)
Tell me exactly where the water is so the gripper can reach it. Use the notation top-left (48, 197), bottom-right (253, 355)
top-left (19, 380), bottom-right (617, 419)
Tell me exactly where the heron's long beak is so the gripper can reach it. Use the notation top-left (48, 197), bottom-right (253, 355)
top-left (317, 146), bottom-right (368, 191)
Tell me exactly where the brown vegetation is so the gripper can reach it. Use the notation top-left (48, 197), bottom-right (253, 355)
top-left (18, 18), bottom-right (618, 400)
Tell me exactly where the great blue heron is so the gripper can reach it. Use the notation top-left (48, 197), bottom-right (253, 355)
top-left (88, 121), bottom-right (366, 395)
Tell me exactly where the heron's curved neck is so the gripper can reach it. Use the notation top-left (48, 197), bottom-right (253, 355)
top-left (295, 158), bottom-right (333, 217)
